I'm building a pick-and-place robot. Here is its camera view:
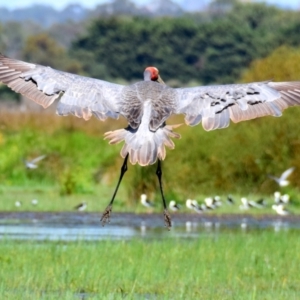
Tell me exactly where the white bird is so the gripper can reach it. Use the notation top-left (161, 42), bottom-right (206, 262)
top-left (15, 201), bottom-right (22, 207)
top-left (2, 54), bottom-right (300, 229)
top-left (239, 197), bottom-right (252, 210)
top-left (140, 194), bottom-right (154, 209)
top-left (204, 197), bottom-right (216, 209)
top-left (274, 191), bottom-right (290, 204)
top-left (31, 199), bottom-right (38, 205)
top-left (280, 194), bottom-right (290, 204)
top-left (169, 200), bottom-right (180, 212)
top-left (185, 199), bottom-right (203, 213)
top-left (191, 200), bottom-right (204, 213)
top-left (274, 191), bottom-right (282, 204)
top-left (24, 155), bottom-right (46, 169)
top-left (213, 195), bottom-right (222, 206)
top-left (74, 202), bottom-right (87, 211)
top-left (186, 199), bottom-right (196, 210)
top-left (248, 198), bottom-right (266, 209)
top-left (272, 204), bottom-right (290, 216)
top-left (268, 167), bottom-right (295, 187)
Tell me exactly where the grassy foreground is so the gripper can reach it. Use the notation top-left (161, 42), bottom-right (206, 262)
top-left (0, 231), bottom-right (299, 299)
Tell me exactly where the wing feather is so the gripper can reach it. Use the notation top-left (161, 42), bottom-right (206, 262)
top-left (280, 167), bottom-right (295, 180)
top-left (31, 155), bottom-right (46, 163)
top-left (0, 54), bottom-right (124, 121)
top-left (174, 81), bottom-right (300, 131)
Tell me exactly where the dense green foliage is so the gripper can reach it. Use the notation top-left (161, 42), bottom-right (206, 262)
top-left (242, 46), bottom-right (300, 82)
top-left (0, 112), bottom-right (121, 195)
top-left (23, 34), bottom-right (81, 73)
top-left (1, 2), bottom-right (300, 86)
top-left (70, 2), bottom-right (300, 84)
top-left (1, 111), bottom-right (300, 203)
top-left (1, 231), bottom-right (300, 299)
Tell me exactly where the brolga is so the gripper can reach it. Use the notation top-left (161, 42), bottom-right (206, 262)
top-left (2, 54), bottom-right (300, 229)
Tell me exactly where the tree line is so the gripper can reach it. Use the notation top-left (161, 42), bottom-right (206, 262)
top-left (70, 2), bottom-right (300, 84)
top-left (1, 1), bottom-right (300, 100)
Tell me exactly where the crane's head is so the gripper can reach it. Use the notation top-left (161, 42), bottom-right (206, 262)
top-left (143, 66), bottom-right (165, 84)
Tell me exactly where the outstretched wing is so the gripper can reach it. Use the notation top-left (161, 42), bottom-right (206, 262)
top-left (30, 155), bottom-right (46, 164)
top-left (280, 167), bottom-right (295, 181)
top-left (174, 81), bottom-right (300, 131)
top-left (0, 54), bottom-right (124, 121)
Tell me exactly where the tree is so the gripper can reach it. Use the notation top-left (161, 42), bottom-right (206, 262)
top-left (241, 46), bottom-right (300, 82)
top-left (23, 33), bottom-right (82, 73)
top-left (70, 3), bottom-right (296, 84)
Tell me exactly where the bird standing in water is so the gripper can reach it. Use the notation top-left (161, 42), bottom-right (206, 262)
top-left (74, 202), bottom-right (87, 212)
top-left (140, 194), bottom-right (155, 211)
top-left (169, 200), bottom-right (180, 212)
top-left (2, 54), bottom-right (300, 229)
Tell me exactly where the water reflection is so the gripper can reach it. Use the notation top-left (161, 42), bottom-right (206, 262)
top-left (0, 212), bottom-right (299, 241)
top-left (0, 224), bottom-right (136, 241)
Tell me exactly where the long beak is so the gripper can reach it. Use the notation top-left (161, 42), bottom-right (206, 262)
top-left (156, 75), bottom-right (165, 85)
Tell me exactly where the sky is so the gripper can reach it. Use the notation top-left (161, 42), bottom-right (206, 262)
top-left (1, 0), bottom-right (299, 10)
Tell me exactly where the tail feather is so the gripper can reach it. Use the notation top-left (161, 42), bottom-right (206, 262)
top-left (104, 124), bottom-right (182, 166)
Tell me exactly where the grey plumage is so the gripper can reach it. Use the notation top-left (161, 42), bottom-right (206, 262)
top-left (1, 54), bottom-right (300, 167)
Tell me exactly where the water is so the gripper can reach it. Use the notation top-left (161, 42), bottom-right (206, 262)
top-left (0, 212), bottom-right (299, 241)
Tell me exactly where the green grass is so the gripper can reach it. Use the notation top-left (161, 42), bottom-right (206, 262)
top-left (0, 230), bottom-right (300, 299)
top-left (0, 185), bottom-right (299, 216)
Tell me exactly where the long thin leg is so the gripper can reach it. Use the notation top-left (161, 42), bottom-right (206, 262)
top-left (156, 159), bottom-right (172, 230)
top-left (100, 153), bottom-right (129, 226)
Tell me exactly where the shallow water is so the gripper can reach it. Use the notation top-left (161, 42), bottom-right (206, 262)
top-left (0, 212), bottom-right (299, 241)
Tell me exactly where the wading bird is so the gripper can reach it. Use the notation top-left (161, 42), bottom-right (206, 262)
top-left (186, 199), bottom-right (196, 210)
top-left (169, 200), bottom-right (180, 212)
top-left (274, 191), bottom-right (282, 204)
top-left (272, 204), bottom-right (290, 216)
top-left (274, 191), bottom-right (290, 205)
top-left (31, 199), bottom-right (38, 206)
top-left (226, 195), bottom-right (235, 205)
top-left (140, 194), bottom-right (155, 210)
top-left (239, 197), bottom-right (252, 210)
top-left (1, 54), bottom-right (300, 229)
top-left (74, 202), bottom-right (87, 212)
top-left (248, 198), bottom-right (266, 209)
top-left (15, 201), bottom-right (22, 207)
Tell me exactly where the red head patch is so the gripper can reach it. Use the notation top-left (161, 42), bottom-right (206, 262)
top-left (144, 66), bottom-right (159, 81)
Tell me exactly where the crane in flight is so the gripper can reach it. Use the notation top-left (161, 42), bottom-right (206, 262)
top-left (1, 53), bottom-right (300, 229)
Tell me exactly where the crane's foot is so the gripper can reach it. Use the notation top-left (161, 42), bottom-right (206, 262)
top-left (100, 205), bottom-right (112, 226)
top-left (163, 209), bottom-right (172, 230)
